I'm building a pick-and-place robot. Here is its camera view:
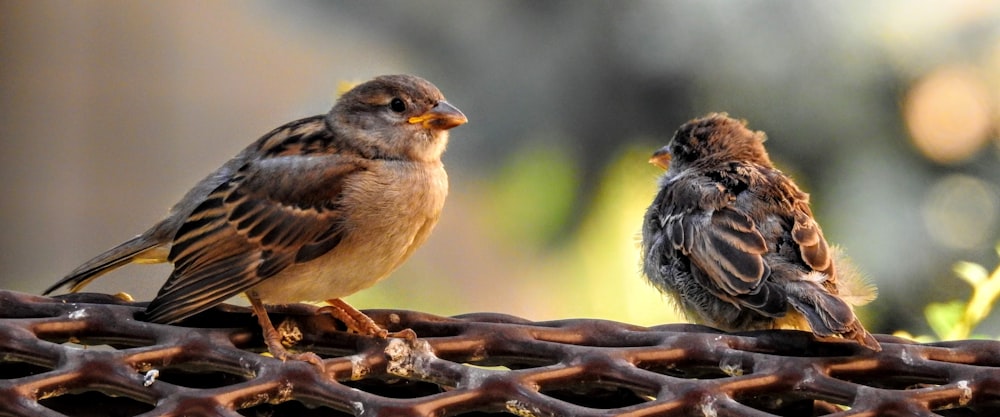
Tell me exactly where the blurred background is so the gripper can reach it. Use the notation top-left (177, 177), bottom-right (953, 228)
top-left (1, 0), bottom-right (999, 337)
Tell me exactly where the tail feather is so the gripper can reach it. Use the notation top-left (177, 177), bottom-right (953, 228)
top-left (844, 323), bottom-right (882, 351)
top-left (785, 279), bottom-right (882, 351)
top-left (44, 235), bottom-right (168, 295)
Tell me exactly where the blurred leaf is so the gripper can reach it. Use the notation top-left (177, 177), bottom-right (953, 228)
top-left (891, 330), bottom-right (937, 344)
top-left (925, 300), bottom-right (966, 340)
top-left (954, 261), bottom-right (988, 286)
top-left (964, 259), bottom-right (1000, 327)
top-left (487, 145), bottom-right (578, 248)
top-left (336, 80), bottom-right (359, 97)
top-left (916, 245), bottom-right (1000, 342)
top-left (557, 146), bottom-right (684, 325)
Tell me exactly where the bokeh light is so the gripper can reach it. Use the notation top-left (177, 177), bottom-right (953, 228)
top-left (904, 66), bottom-right (994, 164)
top-left (921, 174), bottom-right (999, 250)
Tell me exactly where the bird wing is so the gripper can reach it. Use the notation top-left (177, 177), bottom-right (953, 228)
top-left (143, 151), bottom-right (367, 323)
top-left (790, 203), bottom-right (833, 276)
top-left (659, 174), bottom-right (770, 299)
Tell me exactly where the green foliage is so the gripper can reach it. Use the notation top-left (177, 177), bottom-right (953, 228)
top-left (555, 146), bottom-right (684, 325)
top-left (487, 145), bottom-right (579, 248)
top-left (924, 300), bottom-right (966, 340)
top-left (920, 244), bottom-right (1000, 341)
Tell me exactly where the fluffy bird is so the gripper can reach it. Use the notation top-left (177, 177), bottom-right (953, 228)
top-left (45, 74), bottom-right (467, 362)
top-left (641, 113), bottom-right (880, 350)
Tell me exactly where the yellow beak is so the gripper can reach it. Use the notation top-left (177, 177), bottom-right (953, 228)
top-left (408, 101), bottom-right (468, 130)
top-left (649, 148), bottom-right (671, 170)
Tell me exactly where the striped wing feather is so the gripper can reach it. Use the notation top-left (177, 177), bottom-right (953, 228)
top-left (143, 153), bottom-right (364, 323)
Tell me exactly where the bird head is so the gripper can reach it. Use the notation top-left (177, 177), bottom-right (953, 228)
top-left (330, 74), bottom-right (467, 162)
top-left (650, 113), bottom-right (771, 172)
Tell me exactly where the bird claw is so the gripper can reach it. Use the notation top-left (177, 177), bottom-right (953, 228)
top-left (387, 328), bottom-right (417, 341)
top-left (288, 352), bottom-right (326, 372)
top-left (248, 292), bottom-right (326, 373)
top-left (265, 344), bottom-right (326, 373)
top-left (319, 298), bottom-right (394, 338)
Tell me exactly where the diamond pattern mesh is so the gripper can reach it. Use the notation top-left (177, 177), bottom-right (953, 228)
top-left (1, 289), bottom-right (998, 416)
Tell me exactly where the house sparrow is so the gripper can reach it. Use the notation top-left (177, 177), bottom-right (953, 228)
top-left (44, 74), bottom-right (468, 363)
top-left (641, 113), bottom-right (880, 351)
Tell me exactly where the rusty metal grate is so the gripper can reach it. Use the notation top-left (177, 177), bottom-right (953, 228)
top-left (1, 289), bottom-right (999, 416)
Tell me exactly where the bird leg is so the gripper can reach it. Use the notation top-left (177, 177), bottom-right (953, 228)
top-left (247, 291), bottom-right (325, 370)
top-left (319, 298), bottom-right (416, 340)
top-left (319, 298), bottom-right (387, 337)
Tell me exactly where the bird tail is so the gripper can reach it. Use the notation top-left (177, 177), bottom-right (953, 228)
top-left (44, 234), bottom-right (168, 295)
top-left (842, 322), bottom-right (882, 352)
top-left (784, 276), bottom-right (882, 351)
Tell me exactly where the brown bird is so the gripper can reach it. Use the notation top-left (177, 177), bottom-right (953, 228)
top-left (641, 113), bottom-right (880, 350)
top-left (44, 74), bottom-right (468, 363)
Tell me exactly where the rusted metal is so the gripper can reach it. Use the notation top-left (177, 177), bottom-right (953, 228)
top-left (0, 289), bottom-right (998, 416)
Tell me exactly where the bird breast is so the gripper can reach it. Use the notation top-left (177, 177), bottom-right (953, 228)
top-left (250, 160), bottom-right (448, 304)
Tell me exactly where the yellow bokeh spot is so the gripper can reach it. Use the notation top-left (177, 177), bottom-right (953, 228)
top-left (904, 66), bottom-right (994, 164)
top-left (921, 174), bottom-right (999, 250)
top-left (335, 80), bottom-right (360, 98)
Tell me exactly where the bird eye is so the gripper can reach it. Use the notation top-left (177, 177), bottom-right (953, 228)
top-left (389, 98), bottom-right (406, 113)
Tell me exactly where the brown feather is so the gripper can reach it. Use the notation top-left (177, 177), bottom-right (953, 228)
top-left (642, 113), bottom-right (880, 351)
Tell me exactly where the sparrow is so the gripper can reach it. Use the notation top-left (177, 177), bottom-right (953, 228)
top-left (44, 74), bottom-right (468, 363)
top-left (641, 113), bottom-right (880, 351)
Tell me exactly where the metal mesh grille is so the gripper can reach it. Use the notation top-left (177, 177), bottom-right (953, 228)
top-left (1, 289), bottom-right (999, 417)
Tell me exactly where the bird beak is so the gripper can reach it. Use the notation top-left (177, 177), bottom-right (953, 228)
top-left (649, 148), bottom-right (671, 170)
top-left (408, 101), bottom-right (468, 130)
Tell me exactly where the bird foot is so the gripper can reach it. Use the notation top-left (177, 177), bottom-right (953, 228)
top-left (259, 319), bottom-right (326, 373)
top-left (387, 328), bottom-right (418, 341)
top-left (320, 298), bottom-right (390, 338)
top-left (263, 337), bottom-right (325, 371)
top-left (248, 291), bottom-right (325, 373)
